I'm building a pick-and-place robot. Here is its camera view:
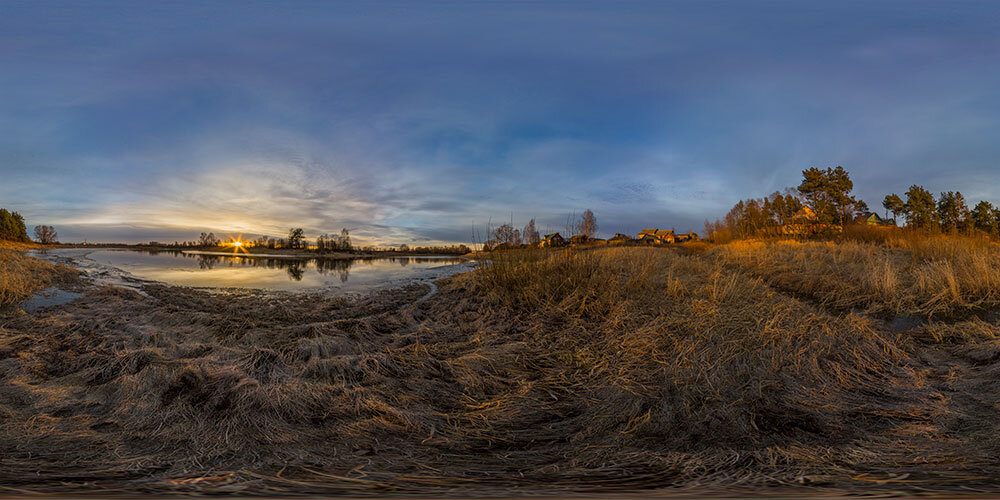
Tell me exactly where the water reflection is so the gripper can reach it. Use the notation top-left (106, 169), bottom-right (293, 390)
top-left (82, 249), bottom-right (472, 293)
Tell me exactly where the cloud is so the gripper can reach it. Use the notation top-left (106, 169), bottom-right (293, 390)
top-left (2, 2), bottom-right (1000, 242)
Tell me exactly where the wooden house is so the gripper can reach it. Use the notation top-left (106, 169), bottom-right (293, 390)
top-left (638, 228), bottom-right (675, 245)
top-left (539, 233), bottom-right (566, 248)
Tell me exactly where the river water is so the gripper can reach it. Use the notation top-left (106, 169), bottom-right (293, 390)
top-left (32, 248), bottom-right (475, 295)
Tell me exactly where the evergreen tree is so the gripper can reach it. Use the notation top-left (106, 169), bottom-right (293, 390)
top-left (797, 166), bottom-right (856, 225)
top-left (971, 201), bottom-right (997, 234)
top-left (904, 185), bottom-right (938, 229)
top-left (955, 192), bottom-right (971, 232)
top-left (883, 194), bottom-right (905, 222)
top-left (937, 191), bottom-right (959, 232)
top-left (0, 208), bottom-right (29, 242)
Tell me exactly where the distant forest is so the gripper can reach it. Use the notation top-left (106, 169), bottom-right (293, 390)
top-left (147, 228), bottom-right (471, 255)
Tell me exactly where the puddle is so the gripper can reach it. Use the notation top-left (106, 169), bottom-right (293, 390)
top-left (19, 287), bottom-right (83, 313)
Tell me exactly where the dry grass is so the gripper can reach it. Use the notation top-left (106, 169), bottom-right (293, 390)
top-left (712, 236), bottom-right (1000, 318)
top-left (0, 242), bottom-right (78, 308)
top-left (1, 244), bottom-right (999, 494)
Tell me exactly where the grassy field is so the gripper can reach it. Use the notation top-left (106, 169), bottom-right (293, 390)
top-left (2, 239), bottom-right (1000, 494)
top-left (0, 241), bottom-right (79, 309)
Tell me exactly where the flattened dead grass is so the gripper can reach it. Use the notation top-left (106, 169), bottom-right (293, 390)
top-left (0, 244), bottom-right (995, 494)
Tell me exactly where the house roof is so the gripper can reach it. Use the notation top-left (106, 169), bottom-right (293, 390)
top-left (791, 206), bottom-right (817, 221)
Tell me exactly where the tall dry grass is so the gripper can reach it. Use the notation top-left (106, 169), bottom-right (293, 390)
top-left (0, 243), bottom-right (77, 308)
top-left (471, 247), bottom-right (936, 450)
top-left (712, 236), bottom-right (1000, 317)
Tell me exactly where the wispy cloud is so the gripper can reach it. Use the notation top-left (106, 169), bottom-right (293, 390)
top-left (2, 1), bottom-right (1000, 242)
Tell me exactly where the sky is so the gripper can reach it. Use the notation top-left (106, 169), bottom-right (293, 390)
top-left (1, 1), bottom-right (999, 245)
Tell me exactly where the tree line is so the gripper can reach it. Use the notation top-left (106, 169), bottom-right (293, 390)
top-left (484, 209), bottom-right (598, 249)
top-left (882, 187), bottom-right (1000, 235)
top-left (186, 227), bottom-right (470, 255)
top-left (706, 167), bottom-right (866, 240)
top-left (708, 166), bottom-right (1000, 241)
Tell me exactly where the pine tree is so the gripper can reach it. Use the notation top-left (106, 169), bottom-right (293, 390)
top-left (904, 185), bottom-right (938, 229)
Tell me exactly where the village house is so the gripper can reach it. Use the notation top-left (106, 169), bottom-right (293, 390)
top-left (638, 228), bottom-right (675, 245)
top-left (608, 233), bottom-right (631, 245)
top-left (538, 233), bottom-right (566, 248)
top-left (781, 206), bottom-right (842, 235)
top-left (865, 213), bottom-right (895, 226)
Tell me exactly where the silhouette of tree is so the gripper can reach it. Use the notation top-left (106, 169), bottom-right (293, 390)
top-left (33, 225), bottom-right (57, 244)
top-left (489, 223), bottom-right (521, 248)
top-left (287, 228), bottom-right (305, 249)
top-left (198, 232), bottom-right (219, 247)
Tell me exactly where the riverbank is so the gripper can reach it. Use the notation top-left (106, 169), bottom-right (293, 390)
top-left (3, 241), bottom-right (1000, 495)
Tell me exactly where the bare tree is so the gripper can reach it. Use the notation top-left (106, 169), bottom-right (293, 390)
top-left (522, 218), bottom-right (540, 245)
top-left (489, 223), bottom-right (521, 249)
top-left (576, 209), bottom-right (598, 238)
top-left (198, 232), bottom-right (219, 247)
top-left (33, 225), bottom-right (57, 244)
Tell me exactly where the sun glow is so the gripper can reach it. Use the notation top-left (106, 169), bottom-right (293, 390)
top-left (227, 237), bottom-right (248, 254)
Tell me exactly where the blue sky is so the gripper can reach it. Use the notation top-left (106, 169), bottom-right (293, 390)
top-left (1, 1), bottom-right (998, 244)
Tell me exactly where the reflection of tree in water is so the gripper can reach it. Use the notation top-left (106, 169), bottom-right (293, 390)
top-left (285, 261), bottom-right (305, 281)
top-left (138, 251), bottom-right (467, 284)
top-left (197, 255), bottom-right (222, 270)
top-left (182, 253), bottom-right (311, 281)
top-left (314, 258), bottom-right (352, 283)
